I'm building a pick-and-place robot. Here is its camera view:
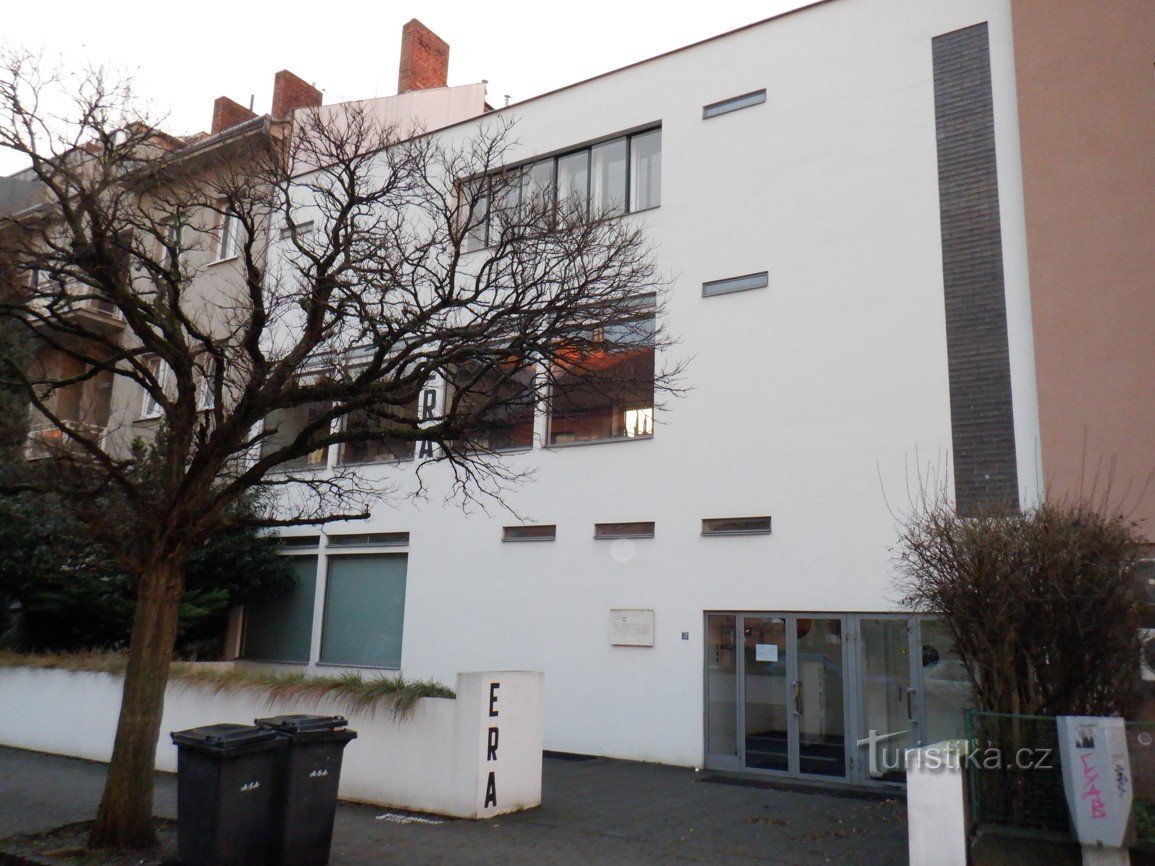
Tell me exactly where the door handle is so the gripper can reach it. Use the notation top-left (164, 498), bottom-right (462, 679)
top-left (793, 681), bottom-right (802, 716)
top-left (906, 687), bottom-right (918, 725)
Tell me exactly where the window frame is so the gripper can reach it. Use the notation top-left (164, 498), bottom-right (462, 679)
top-left (702, 271), bottom-right (769, 298)
top-left (318, 552), bottom-right (408, 669)
top-left (702, 89), bottom-right (767, 120)
top-left (335, 398), bottom-right (421, 467)
top-left (594, 521), bottom-right (656, 539)
top-left (701, 516), bottom-right (772, 536)
top-left (215, 208), bottom-right (242, 262)
top-left (502, 525), bottom-right (557, 542)
top-left (547, 298), bottom-right (657, 447)
top-left (139, 355), bottom-right (170, 420)
top-left (462, 125), bottom-right (662, 251)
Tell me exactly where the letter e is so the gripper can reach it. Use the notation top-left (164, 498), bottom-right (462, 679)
top-left (489, 682), bottom-right (500, 717)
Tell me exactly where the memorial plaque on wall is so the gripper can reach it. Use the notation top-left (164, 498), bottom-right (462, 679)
top-left (611, 609), bottom-right (655, 647)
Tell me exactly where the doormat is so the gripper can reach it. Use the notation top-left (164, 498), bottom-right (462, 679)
top-left (698, 774), bottom-right (902, 802)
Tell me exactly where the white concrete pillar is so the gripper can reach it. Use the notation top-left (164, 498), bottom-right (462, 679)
top-left (452, 671), bottom-right (545, 818)
top-left (906, 739), bottom-right (968, 866)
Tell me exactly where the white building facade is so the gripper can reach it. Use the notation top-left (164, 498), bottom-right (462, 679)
top-left (244, 0), bottom-right (1045, 787)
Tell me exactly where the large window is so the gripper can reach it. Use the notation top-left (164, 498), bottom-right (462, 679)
top-left (548, 306), bottom-right (655, 444)
top-left (261, 402), bottom-right (331, 470)
top-left (320, 554), bottom-right (407, 668)
top-left (446, 364), bottom-right (535, 451)
top-left (337, 398), bottom-right (419, 465)
top-left (464, 127), bottom-right (661, 250)
top-left (242, 555), bottom-right (317, 663)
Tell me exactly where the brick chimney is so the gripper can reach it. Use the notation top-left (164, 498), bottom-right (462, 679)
top-left (397, 19), bottom-right (449, 93)
top-left (211, 96), bottom-right (258, 134)
top-left (271, 70), bottom-right (323, 119)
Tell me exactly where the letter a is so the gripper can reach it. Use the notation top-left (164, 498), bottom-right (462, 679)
top-left (484, 771), bottom-right (497, 808)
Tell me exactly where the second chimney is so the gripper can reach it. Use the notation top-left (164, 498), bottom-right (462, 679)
top-left (397, 19), bottom-right (449, 93)
top-left (211, 97), bottom-right (257, 134)
top-left (271, 70), bottom-right (323, 119)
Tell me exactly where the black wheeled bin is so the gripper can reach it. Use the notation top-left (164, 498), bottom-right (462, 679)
top-left (255, 714), bottom-right (358, 866)
top-left (170, 723), bottom-right (287, 866)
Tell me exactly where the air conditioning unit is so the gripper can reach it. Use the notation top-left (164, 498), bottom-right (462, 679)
top-left (1139, 628), bottom-right (1155, 682)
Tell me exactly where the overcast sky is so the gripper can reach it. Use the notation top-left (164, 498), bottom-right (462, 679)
top-left (1, 0), bottom-right (808, 176)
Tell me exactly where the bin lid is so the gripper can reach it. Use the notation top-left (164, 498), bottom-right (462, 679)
top-left (170, 723), bottom-right (280, 751)
top-left (254, 714), bottom-right (349, 734)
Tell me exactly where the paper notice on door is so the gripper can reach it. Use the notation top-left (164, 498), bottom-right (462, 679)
top-left (755, 643), bottom-right (778, 662)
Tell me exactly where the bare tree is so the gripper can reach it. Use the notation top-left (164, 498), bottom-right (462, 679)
top-left (0, 52), bottom-right (677, 849)
top-left (895, 494), bottom-right (1145, 718)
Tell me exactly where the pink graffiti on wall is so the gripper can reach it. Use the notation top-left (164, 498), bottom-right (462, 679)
top-left (1080, 753), bottom-right (1107, 819)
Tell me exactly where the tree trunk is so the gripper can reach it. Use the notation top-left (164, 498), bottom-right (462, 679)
top-left (87, 558), bottom-right (184, 850)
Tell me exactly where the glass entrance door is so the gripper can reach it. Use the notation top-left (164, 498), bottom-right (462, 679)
top-left (736, 614), bottom-right (847, 779)
top-left (742, 616), bottom-right (789, 772)
top-left (796, 618), bottom-right (846, 777)
top-left (704, 612), bottom-right (968, 785)
top-left (854, 616), bottom-right (972, 784)
top-left (858, 617), bottom-right (918, 782)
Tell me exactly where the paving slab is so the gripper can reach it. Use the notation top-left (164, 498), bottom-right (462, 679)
top-left (0, 747), bottom-right (907, 864)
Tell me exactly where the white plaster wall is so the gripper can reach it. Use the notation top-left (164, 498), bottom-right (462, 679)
top-left (265, 0), bottom-right (1035, 768)
top-left (0, 668), bottom-right (542, 819)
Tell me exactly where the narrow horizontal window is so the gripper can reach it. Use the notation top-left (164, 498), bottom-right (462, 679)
top-left (502, 525), bottom-right (557, 542)
top-left (702, 516), bottom-right (772, 535)
top-left (595, 521), bottom-right (655, 539)
top-left (280, 535), bottom-right (321, 549)
top-left (327, 532), bottom-right (410, 548)
top-left (702, 272), bottom-right (769, 298)
top-left (703, 89), bottom-right (767, 119)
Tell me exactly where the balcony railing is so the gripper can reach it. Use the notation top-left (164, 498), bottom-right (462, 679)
top-left (25, 421), bottom-right (106, 460)
top-left (26, 291), bottom-right (123, 330)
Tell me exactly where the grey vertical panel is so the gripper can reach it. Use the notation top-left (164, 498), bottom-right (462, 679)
top-left (933, 23), bottom-right (1020, 514)
top-left (320, 554), bottom-right (407, 668)
top-left (243, 556), bottom-right (317, 663)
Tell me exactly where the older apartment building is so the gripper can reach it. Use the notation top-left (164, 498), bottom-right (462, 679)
top-left (7, 2), bottom-right (1153, 788)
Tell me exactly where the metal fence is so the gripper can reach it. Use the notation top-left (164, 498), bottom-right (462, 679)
top-left (965, 710), bottom-right (1070, 836)
top-left (965, 710), bottom-right (1155, 844)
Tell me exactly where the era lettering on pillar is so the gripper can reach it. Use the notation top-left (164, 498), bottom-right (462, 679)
top-left (484, 681), bottom-right (500, 809)
top-left (418, 386), bottom-right (439, 458)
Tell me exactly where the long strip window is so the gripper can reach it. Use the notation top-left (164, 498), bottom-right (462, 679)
top-left (464, 127), bottom-right (661, 250)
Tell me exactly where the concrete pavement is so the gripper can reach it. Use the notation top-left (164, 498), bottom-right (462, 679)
top-left (0, 747), bottom-right (907, 864)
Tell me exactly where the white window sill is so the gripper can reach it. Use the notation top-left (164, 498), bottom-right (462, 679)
top-left (336, 456), bottom-right (415, 468)
top-left (547, 434), bottom-right (653, 449)
top-left (207, 254), bottom-right (240, 267)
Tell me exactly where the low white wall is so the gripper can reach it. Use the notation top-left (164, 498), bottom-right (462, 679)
top-left (906, 739), bottom-right (968, 866)
top-left (0, 666), bottom-right (543, 819)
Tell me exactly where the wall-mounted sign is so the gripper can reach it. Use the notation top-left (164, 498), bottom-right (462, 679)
top-left (611, 609), bottom-right (654, 647)
top-left (755, 643), bottom-right (778, 663)
top-left (1056, 715), bottom-right (1132, 849)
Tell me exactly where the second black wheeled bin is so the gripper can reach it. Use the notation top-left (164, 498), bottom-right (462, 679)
top-left (256, 714), bottom-right (358, 866)
top-left (170, 723), bottom-right (287, 866)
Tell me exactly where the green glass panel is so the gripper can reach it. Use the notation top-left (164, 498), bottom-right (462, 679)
top-left (243, 556), bottom-right (317, 663)
top-left (321, 554), bottom-right (407, 668)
